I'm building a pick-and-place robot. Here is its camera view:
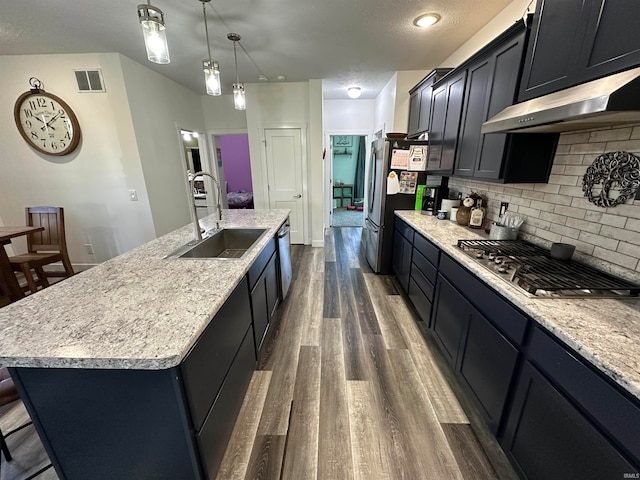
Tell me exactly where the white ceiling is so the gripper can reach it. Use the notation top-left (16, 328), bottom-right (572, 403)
top-left (0, 0), bottom-right (515, 99)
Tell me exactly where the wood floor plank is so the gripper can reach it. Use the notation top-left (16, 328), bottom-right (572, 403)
top-left (216, 371), bottom-right (272, 480)
top-left (388, 295), bottom-right (469, 424)
top-left (346, 381), bottom-right (393, 480)
top-left (244, 435), bottom-right (286, 480)
top-left (300, 278), bottom-right (323, 347)
top-left (281, 346), bottom-right (321, 480)
top-left (323, 262), bottom-right (340, 318)
top-left (442, 423), bottom-right (499, 480)
top-left (362, 274), bottom-right (407, 349)
top-left (341, 311), bottom-right (369, 381)
top-left (324, 229), bottom-right (336, 263)
top-left (318, 319), bottom-right (354, 480)
top-left (349, 268), bottom-right (381, 335)
top-left (385, 348), bottom-right (465, 480)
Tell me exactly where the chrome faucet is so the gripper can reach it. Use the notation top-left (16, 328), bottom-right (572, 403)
top-left (190, 171), bottom-right (223, 242)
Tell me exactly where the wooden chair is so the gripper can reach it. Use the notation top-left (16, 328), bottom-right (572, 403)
top-left (9, 207), bottom-right (74, 294)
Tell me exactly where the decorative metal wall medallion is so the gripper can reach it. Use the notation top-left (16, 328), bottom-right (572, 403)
top-left (582, 151), bottom-right (640, 207)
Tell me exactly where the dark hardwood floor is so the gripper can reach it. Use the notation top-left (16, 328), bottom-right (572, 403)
top-left (218, 227), bottom-right (517, 480)
top-left (0, 227), bottom-right (517, 479)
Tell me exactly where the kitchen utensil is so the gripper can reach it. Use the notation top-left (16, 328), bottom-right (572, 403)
top-left (550, 243), bottom-right (575, 260)
top-left (489, 223), bottom-right (519, 240)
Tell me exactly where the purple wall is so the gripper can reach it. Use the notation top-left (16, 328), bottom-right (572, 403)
top-left (219, 134), bottom-right (252, 192)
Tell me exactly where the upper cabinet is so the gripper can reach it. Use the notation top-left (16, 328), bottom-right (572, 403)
top-left (519, 0), bottom-right (640, 102)
top-left (407, 69), bottom-right (452, 139)
top-left (454, 21), bottom-right (558, 182)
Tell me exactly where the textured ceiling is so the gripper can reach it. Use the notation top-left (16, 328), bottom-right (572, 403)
top-left (0, 0), bottom-right (516, 99)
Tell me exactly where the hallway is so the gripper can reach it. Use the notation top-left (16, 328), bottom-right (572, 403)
top-left (217, 227), bottom-right (516, 480)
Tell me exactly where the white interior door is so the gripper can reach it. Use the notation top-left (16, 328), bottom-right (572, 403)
top-left (264, 128), bottom-right (304, 244)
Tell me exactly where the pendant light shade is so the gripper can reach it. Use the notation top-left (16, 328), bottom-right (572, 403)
top-left (203, 59), bottom-right (221, 96)
top-left (200, 0), bottom-right (221, 96)
top-left (137, 2), bottom-right (170, 64)
top-left (233, 83), bottom-right (246, 110)
top-left (228, 33), bottom-right (246, 111)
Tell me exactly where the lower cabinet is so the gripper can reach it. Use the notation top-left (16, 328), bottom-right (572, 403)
top-left (250, 251), bottom-right (280, 352)
top-left (392, 229), bottom-right (412, 293)
top-left (502, 361), bottom-right (635, 479)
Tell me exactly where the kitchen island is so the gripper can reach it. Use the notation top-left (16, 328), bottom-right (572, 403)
top-left (0, 209), bottom-right (290, 480)
top-left (395, 210), bottom-right (640, 477)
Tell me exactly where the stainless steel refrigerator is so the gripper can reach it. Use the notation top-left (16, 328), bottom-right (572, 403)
top-left (364, 138), bottom-right (429, 274)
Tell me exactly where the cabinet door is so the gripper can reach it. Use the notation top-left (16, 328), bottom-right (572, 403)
top-left (518, 0), bottom-right (589, 101)
top-left (393, 230), bottom-right (412, 294)
top-left (417, 84), bottom-right (434, 133)
top-left (439, 71), bottom-right (466, 174)
top-left (454, 57), bottom-right (491, 178)
top-left (408, 91), bottom-right (421, 137)
top-left (502, 361), bottom-right (635, 479)
top-left (430, 274), bottom-right (469, 367)
top-left (428, 84), bottom-right (447, 171)
top-left (251, 273), bottom-right (269, 351)
top-left (578, 0), bottom-right (640, 83)
top-left (458, 305), bottom-right (519, 433)
top-left (265, 252), bottom-right (279, 317)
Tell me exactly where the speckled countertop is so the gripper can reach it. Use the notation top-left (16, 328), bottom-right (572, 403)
top-left (0, 209), bottom-right (289, 370)
top-left (396, 210), bottom-right (640, 401)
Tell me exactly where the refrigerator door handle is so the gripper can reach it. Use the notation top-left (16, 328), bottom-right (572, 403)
top-left (365, 217), bottom-right (380, 233)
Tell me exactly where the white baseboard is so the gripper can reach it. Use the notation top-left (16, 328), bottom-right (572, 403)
top-left (311, 239), bottom-right (324, 248)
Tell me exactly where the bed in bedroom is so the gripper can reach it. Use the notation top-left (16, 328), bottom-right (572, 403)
top-left (227, 190), bottom-right (254, 209)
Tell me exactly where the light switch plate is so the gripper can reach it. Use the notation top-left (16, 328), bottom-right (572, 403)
top-left (129, 189), bottom-right (138, 201)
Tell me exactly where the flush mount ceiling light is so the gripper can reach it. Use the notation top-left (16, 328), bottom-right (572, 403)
top-left (228, 33), bottom-right (246, 111)
top-left (200, 0), bottom-right (221, 96)
top-left (413, 13), bottom-right (441, 28)
top-left (347, 86), bottom-right (362, 99)
top-left (137, 1), bottom-right (170, 64)
top-left (258, 74), bottom-right (269, 82)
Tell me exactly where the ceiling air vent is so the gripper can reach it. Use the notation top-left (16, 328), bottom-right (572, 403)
top-left (74, 69), bottom-right (105, 92)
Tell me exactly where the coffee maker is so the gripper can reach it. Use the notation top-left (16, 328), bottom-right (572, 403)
top-left (421, 177), bottom-right (449, 215)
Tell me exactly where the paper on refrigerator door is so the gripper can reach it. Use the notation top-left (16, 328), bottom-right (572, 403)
top-left (387, 171), bottom-right (400, 194)
top-left (390, 149), bottom-right (409, 169)
top-left (408, 145), bottom-right (427, 171)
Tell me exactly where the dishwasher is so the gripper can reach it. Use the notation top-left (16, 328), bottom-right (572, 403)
top-left (277, 220), bottom-right (292, 299)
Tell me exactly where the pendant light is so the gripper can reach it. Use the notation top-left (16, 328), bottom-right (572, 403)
top-left (200, 0), bottom-right (221, 96)
top-left (137, 1), bottom-right (170, 64)
top-left (228, 33), bottom-right (246, 111)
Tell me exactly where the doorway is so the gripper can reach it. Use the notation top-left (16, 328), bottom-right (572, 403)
top-left (331, 135), bottom-right (366, 227)
top-left (214, 133), bottom-right (254, 210)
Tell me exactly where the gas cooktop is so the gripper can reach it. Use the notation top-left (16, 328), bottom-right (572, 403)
top-left (457, 239), bottom-right (640, 298)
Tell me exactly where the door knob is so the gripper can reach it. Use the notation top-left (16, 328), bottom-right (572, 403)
top-left (293, 194), bottom-right (302, 198)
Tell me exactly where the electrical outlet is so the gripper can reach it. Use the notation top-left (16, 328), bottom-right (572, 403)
top-left (499, 202), bottom-right (509, 216)
top-left (129, 189), bottom-right (138, 201)
top-left (85, 244), bottom-right (94, 255)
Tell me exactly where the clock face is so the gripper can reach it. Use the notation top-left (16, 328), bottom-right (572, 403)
top-left (14, 90), bottom-right (81, 156)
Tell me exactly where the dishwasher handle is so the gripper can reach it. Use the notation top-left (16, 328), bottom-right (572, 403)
top-left (278, 224), bottom-right (290, 238)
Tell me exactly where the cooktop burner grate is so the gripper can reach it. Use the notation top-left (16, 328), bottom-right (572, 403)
top-left (457, 239), bottom-right (640, 298)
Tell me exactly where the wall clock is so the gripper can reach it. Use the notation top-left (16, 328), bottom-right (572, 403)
top-left (13, 77), bottom-right (81, 156)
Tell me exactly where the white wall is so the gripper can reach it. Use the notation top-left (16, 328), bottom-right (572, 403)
top-left (324, 99), bottom-right (376, 131)
top-left (308, 79), bottom-right (324, 246)
top-left (440, 0), bottom-right (536, 68)
top-left (119, 55), bottom-right (206, 237)
top-left (202, 95), bottom-right (248, 131)
top-left (374, 73), bottom-right (397, 135)
top-left (0, 53), bottom-right (156, 265)
top-left (393, 70), bottom-right (432, 133)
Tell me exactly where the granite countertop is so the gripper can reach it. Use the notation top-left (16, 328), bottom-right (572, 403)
top-left (0, 209), bottom-right (290, 370)
top-left (396, 210), bottom-right (640, 401)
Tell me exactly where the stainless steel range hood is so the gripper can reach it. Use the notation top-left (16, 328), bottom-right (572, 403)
top-left (482, 66), bottom-right (640, 133)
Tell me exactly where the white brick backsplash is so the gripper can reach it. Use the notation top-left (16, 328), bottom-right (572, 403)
top-left (540, 211), bottom-right (568, 224)
top-left (550, 223), bottom-right (581, 239)
top-left (589, 127), bottom-right (632, 142)
top-left (535, 229), bottom-right (562, 243)
top-left (448, 123), bottom-right (640, 279)
top-left (547, 174), bottom-right (579, 186)
top-left (625, 218), bottom-right (640, 232)
top-left (593, 246), bottom-right (639, 270)
top-left (569, 142), bottom-right (606, 155)
top-left (618, 242), bottom-right (640, 258)
top-left (600, 225), bottom-right (640, 246)
top-left (578, 231), bottom-right (619, 250)
top-left (542, 193), bottom-right (572, 206)
top-left (554, 205), bottom-right (586, 220)
top-left (565, 217), bottom-right (601, 234)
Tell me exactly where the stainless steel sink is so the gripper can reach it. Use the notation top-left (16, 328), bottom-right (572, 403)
top-left (166, 228), bottom-right (267, 259)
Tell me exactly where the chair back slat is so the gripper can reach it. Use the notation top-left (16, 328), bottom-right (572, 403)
top-left (25, 207), bottom-right (67, 253)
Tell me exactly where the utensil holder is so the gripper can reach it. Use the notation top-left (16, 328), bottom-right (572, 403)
top-left (489, 224), bottom-right (519, 240)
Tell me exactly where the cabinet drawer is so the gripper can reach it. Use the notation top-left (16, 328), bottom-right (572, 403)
top-left (247, 237), bottom-right (276, 290)
top-left (408, 277), bottom-right (432, 324)
top-left (180, 277), bottom-right (252, 431)
top-left (412, 250), bottom-right (437, 285)
top-left (413, 232), bottom-right (439, 268)
top-left (395, 218), bottom-right (414, 243)
top-left (196, 327), bottom-right (256, 479)
top-left (528, 327), bottom-right (640, 465)
top-left (439, 254), bottom-right (528, 346)
top-left (410, 262), bottom-right (434, 300)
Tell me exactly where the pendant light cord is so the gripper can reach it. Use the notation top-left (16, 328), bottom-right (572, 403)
top-left (233, 41), bottom-right (240, 84)
top-left (203, 2), bottom-right (212, 61)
